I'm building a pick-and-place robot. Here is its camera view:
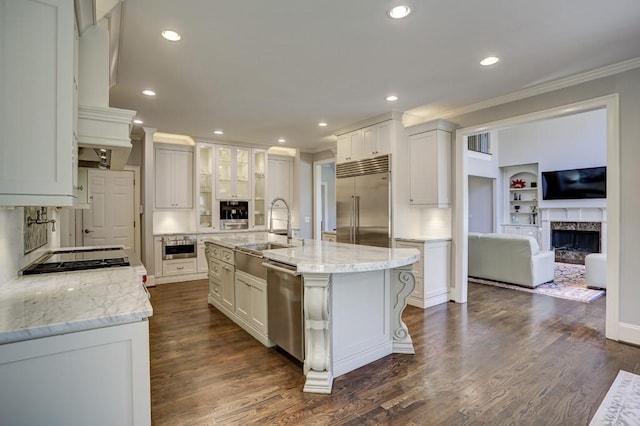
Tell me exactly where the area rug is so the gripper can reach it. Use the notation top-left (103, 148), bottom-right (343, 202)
top-left (590, 370), bottom-right (640, 425)
top-left (469, 262), bottom-right (605, 303)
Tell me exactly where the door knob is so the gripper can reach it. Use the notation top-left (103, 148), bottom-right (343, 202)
top-left (83, 229), bottom-right (93, 234)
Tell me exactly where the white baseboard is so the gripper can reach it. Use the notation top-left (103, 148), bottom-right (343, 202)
top-left (407, 292), bottom-right (448, 309)
top-left (145, 275), bottom-right (156, 287)
top-left (618, 322), bottom-right (640, 346)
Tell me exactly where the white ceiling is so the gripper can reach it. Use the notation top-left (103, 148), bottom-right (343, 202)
top-left (109, 0), bottom-right (640, 152)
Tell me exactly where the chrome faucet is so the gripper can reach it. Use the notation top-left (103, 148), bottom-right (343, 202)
top-left (269, 197), bottom-right (291, 240)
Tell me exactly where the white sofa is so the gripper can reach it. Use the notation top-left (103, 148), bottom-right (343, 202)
top-left (468, 232), bottom-right (555, 288)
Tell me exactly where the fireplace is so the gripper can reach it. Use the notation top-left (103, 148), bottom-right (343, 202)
top-left (550, 221), bottom-right (601, 264)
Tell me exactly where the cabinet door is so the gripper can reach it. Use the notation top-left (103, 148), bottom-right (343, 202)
top-left (250, 279), bottom-right (268, 333)
top-left (235, 273), bottom-right (252, 322)
top-left (375, 121), bottom-right (392, 156)
top-left (409, 130), bottom-right (451, 206)
top-left (220, 263), bottom-right (235, 311)
top-left (0, 0), bottom-right (75, 206)
top-left (235, 148), bottom-right (251, 198)
top-left (336, 134), bottom-right (351, 163)
top-left (197, 143), bottom-right (215, 230)
top-left (348, 130), bottom-right (363, 161)
top-left (252, 149), bottom-right (267, 229)
top-left (216, 146), bottom-right (233, 199)
top-left (171, 150), bottom-right (193, 208)
top-left (363, 127), bottom-right (377, 157)
top-left (155, 149), bottom-right (174, 208)
top-left (197, 242), bottom-right (208, 273)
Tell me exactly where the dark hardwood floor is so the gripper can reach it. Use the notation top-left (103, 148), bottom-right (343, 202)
top-left (148, 280), bottom-right (639, 425)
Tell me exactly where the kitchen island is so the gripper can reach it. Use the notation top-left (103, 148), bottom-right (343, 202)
top-left (263, 240), bottom-right (419, 394)
top-left (0, 249), bottom-right (153, 426)
top-left (204, 234), bottom-right (419, 395)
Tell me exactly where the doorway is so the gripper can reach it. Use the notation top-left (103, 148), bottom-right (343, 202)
top-left (313, 159), bottom-right (336, 240)
top-left (452, 94), bottom-right (619, 340)
top-left (468, 176), bottom-right (495, 233)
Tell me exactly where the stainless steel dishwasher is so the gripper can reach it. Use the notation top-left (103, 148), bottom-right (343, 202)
top-left (263, 260), bottom-right (304, 362)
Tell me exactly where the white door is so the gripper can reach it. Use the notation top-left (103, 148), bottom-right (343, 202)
top-left (83, 169), bottom-right (135, 248)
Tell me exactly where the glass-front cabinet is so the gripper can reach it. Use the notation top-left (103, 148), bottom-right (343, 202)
top-left (252, 149), bottom-right (267, 229)
top-left (197, 143), bottom-right (217, 231)
top-left (216, 146), bottom-right (251, 199)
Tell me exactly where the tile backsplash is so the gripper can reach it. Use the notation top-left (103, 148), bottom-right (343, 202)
top-left (24, 207), bottom-right (48, 254)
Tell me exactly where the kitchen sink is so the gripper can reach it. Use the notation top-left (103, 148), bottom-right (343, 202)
top-left (234, 242), bottom-right (290, 279)
top-left (240, 242), bottom-right (290, 253)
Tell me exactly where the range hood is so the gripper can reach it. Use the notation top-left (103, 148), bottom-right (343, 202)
top-left (77, 3), bottom-right (135, 170)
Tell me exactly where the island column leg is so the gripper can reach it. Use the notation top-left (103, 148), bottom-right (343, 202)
top-left (391, 265), bottom-right (416, 354)
top-left (302, 273), bottom-right (333, 394)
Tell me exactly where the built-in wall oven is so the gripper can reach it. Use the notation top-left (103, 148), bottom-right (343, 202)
top-left (220, 200), bottom-right (249, 230)
top-left (162, 235), bottom-right (197, 260)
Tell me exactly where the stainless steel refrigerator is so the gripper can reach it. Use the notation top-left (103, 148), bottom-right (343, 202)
top-left (336, 155), bottom-right (391, 247)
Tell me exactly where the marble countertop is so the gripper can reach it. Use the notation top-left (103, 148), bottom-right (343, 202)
top-left (395, 236), bottom-right (452, 243)
top-left (0, 249), bottom-right (153, 345)
top-left (263, 240), bottom-right (419, 274)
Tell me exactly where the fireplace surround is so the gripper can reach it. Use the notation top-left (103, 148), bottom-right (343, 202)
top-left (550, 221), bottom-right (601, 264)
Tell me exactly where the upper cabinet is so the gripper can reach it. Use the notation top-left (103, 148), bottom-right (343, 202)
top-left (336, 121), bottom-right (391, 163)
top-left (155, 146), bottom-right (194, 209)
top-left (0, 0), bottom-right (77, 206)
top-left (252, 149), bottom-right (267, 229)
top-left (408, 129), bottom-right (452, 207)
top-left (216, 146), bottom-right (251, 199)
top-left (196, 143), bottom-right (216, 230)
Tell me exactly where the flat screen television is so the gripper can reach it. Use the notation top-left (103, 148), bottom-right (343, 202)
top-left (541, 166), bottom-right (606, 200)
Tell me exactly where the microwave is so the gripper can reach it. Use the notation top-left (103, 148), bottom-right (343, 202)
top-left (220, 200), bottom-right (249, 230)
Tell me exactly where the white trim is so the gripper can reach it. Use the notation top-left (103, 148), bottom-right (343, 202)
top-left (124, 165), bottom-right (142, 261)
top-left (438, 58), bottom-right (640, 120)
top-left (618, 322), bottom-right (640, 346)
top-left (453, 94), bottom-right (620, 341)
top-left (313, 158), bottom-right (336, 240)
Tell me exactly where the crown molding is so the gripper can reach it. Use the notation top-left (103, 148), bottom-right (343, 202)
top-left (437, 57), bottom-right (640, 120)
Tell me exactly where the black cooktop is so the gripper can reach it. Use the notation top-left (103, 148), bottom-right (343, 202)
top-left (21, 247), bottom-right (130, 275)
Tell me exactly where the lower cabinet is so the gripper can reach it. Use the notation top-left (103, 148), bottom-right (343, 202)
top-left (322, 232), bottom-right (337, 242)
top-left (0, 321), bottom-right (150, 426)
top-left (235, 271), bottom-right (268, 335)
top-left (205, 242), bottom-right (271, 346)
top-left (395, 238), bottom-right (451, 309)
top-left (162, 258), bottom-right (197, 276)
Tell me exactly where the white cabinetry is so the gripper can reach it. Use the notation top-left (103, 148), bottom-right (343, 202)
top-left (206, 242), bottom-right (235, 312)
top-left (267, 155), bottom-right (293, 205)
top-left (155, 147), bottom-right (193, 209)
top-left (0, 320), bottom-right (150, 426)
top-left (0, 0), bottom-right (77, 206)
top-left (252, 149), bottom-right (268, 229)
top-left (336, 121), bottom-right (391, 163)
top-left (196, 143), bottom-right (217, 231)
top-left (235, 271), bottom-right (268, 335)
top-left (395, 239), bottom-right (451, 309)
top-left (197, 236), bottom-right (209, 273)
top-left (216, 146), bottom-right (251, 199)
top-left (408, 129), bottom-right (452, 207)
top-left (502, 225), bottom-right (541, 243)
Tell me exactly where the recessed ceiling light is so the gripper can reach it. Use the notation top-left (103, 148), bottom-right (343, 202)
top-left (318, 122), bottom-right (328, 127)
top-left (389, 5), bottom-right (411, 19)
top-left (278, 138), bottom-right (286, 143)
top-left (480, 56), bottom-right (500, 66)
top-left (161, 30), bottom-right (182, 42)
top-left (133, 119), bottom-right (143, 124)
top-left (386, 95), bottom-right (399, 102)
top-left (142, 89), bottom-right (156, 96)
top-left (213, 130), bottom-right (224, 135)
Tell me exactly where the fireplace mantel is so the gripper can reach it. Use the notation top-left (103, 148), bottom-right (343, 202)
top-left (539, 207), bottom-right (607, 253)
